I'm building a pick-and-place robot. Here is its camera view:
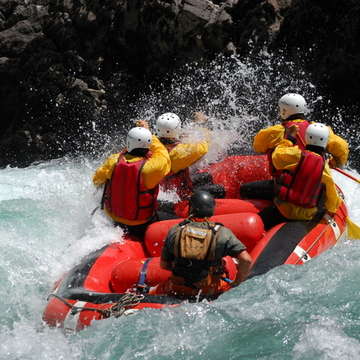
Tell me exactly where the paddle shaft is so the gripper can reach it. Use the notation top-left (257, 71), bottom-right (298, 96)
top-left (334, 167), bottom-right (360, 184)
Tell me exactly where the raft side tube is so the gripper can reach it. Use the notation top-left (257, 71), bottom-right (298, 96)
top-left (83, 240), bottom-right (146, 292)
top-left (197, 155), bottom-right (271, 198)
top-left (55, 240), bottom-right (146, 296)
top-left (110, 257), bottom-right (172, 293)
top-left (248, 220), bottom-right (318, 278)
top-left (174, 198), bottom-right (271, 218)
top-left (285, 205), bottom-right (348, 265)
top-left (109, 255), bottom-right (239, 295)
top-left (145, 212), bottom-right (264, 257)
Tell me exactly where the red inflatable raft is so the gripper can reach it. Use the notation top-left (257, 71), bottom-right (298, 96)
top-left (43, 155), bottom-right (348, 332)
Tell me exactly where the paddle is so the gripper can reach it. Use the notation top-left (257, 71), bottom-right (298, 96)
top-left (346, 217), bottom-right (360, 240)
top-left (334, 167), bottom-right (360, 184)
top-left (333, 167), bottom-right (360, 239)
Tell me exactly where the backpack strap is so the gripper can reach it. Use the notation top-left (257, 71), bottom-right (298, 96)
top-left (205, 221), bottom-right (223, 262)
top-left (173, 220), bottom-right (190, 258)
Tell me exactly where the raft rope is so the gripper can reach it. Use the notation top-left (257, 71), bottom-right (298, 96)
top-left (48, 293), bottom-right (145, 318)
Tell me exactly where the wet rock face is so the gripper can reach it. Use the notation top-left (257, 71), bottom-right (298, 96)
top-left (0, 0), bottom-right (283, 166)
top-left (0, 0), bottom-right (359, 167)
top-left (273, 0), bottom-right (360, 106)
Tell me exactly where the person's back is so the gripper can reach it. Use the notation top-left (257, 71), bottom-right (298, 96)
top-left (151, 191), bottom-right (252, 299)
top-left (254, 93), bottom-right (349, 167)
top-left (92, 126), bottom-right (171, 236)
top-left (258, 123), bottom-right (343, 230)
top-left (241, 93), bottom-right (349, 200)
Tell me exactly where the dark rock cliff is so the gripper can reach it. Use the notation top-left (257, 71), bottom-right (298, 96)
top-left (0, 0), bottom-right (358, 167)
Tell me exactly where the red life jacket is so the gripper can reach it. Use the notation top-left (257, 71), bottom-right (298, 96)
top-left (160, 141), bottom-right (193, 199)
top-left (267, 119), bottom-right (310, 176)
top-left (103, 152), bottom-right (159, 221)
top-left (275, 150), bottom-right (325, 208)
top-left (282, 119), bottom-right (309, 150)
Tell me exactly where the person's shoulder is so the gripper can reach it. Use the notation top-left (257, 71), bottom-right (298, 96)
top-left (168, 222), bottom-right (183, 235)
top-left (104, 152), bottom-right (121, 163)
top-left (257, 123), bottom-right (283, 133)
top-left (171, 222), bottom-right (182, 230)
top-left (216, 226), bottom-right (245, 250)
top-left (217, 225), bottom-right (235, 238)
top-left (292, 118), bottom-right (309, 123)
top-left (272, 123), bottom-right (285, 130)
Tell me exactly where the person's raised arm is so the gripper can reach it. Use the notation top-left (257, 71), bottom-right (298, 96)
top-left (253, 124), bottom-right (285, 153)
top-left (92, 153), bottom-right (119, 186)
top-left (168, 111), bottom-right (210, 173)
top-left (141, 135), bottom-right (171, 189)
top-left (271, 139), bottom-right (302, 171)
top-left (326, 127), bottom-right (349, 168)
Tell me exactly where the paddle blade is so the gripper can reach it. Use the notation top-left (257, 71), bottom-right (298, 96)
top-left (346, 217), bottom-right (360, 239)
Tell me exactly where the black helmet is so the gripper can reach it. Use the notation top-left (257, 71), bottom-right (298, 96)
top-left (189, 190), bottom-right (215, 218)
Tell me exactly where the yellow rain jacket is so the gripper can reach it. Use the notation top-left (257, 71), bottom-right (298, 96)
top-left (93, 136), bottom-right (171, 225)
top-left (167, 140), bottom-right (209, 174)
top-left (271, 139), bottom-right (342, 220)
top-left (253, 119), bottom-right (349, 167)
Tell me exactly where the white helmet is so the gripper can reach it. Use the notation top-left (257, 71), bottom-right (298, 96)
top-left (305, 123), bottom-right (329, 148)
top-left (278, 93), bottom-right (307, 120)
top-left (156, 113), bottom-right (181, 138)
top-left (126, 127), bottom-right (152, 152)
